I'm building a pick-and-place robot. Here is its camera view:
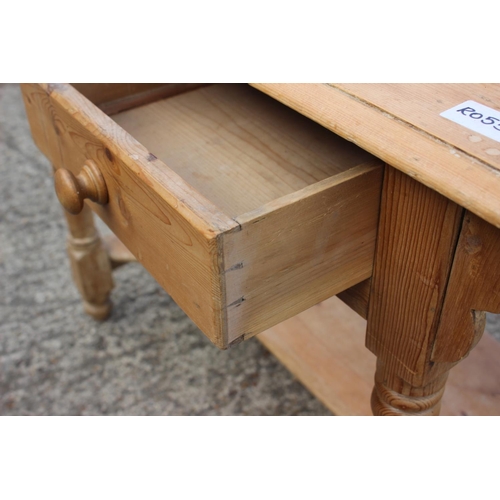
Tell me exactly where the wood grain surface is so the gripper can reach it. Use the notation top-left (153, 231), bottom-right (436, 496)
top-left (72, 83), bottom-right (208, 114)
top-left (258, 296), bottom-right (500, 416)
top-left (21, 83), bottom-right (381, 347)
top-left (62, 203), bottom-right (114, 321)
top-left (252, 83), bottom-right (500, 229)
top-left (223, 162), bottom-right (383, 343)
top-left (21, 83), bottom-right (237, 347)
top-left (337, 278), bottom-right (371, 319)
top-left (113, 84), bottom-right (376, 217)
top-left (334, 84), bottom-right (500, 170)
top-left (366, 166), bottom-right (464, 387)
top-left (432, 212), bottom-right (500, 364)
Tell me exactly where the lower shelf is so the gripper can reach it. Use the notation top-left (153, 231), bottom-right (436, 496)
top-left (258, 296), bottom-right (500, 416)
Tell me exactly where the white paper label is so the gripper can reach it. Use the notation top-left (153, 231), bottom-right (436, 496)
top-left (440, 100), bottom-right (500, 143)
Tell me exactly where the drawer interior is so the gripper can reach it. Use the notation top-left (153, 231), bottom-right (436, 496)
top-left (26, 82), bottom-right (383, 348)
top-left (100, 84), bottom-right (375, 219)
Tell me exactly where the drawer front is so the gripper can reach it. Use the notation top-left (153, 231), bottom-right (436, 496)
top-left (21, 83), bottom-right (383, 349)
top-left (21, 83), bottom-right (238, 348)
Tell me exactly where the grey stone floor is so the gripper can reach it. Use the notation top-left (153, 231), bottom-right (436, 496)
top-left (1, 84), bottom-right (499, 416)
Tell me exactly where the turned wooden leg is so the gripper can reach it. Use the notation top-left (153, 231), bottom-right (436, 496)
top-left (63, 205), bottom-right (114, 320)
top-left (371, 360), bottom-right (448, 416)
top-left (365, 167), bottom-right (463, 415)
top-left (366, 166), bottom-right (500, 415)
top-left (371, 311), bottom-right (487, 416)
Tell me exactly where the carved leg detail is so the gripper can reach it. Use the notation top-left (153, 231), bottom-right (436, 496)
top-left (371, 360), bottom-right (448, 416)
top-left (63, 205), bottom-right (114, 320)
top-left (366, 167), bottom-right (464, 416)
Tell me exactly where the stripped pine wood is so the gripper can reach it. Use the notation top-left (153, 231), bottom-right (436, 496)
top-left (366, 166), bottom-right (464, 385)
top-left (337, 278), bottom-right (371, 319)
top-left (251, 83), bottom-right (500, 229)
top-left (62, 203), bottom-right (114, 320)
top-left (431, 212), bottom-right (500, 366)
top-left (21, 83), bottom-right (237, 347)
top-left (22, 82), bottom-right (500, 415)
top-left (21, 83), bottom-right (380, 348)
top-left (258, 296), bottom-right (500, 416)
top-left (113, 84), bottom-right (375, 218)
top-left (20, 84), bottom-right (233, 232)
top-left (102, 233), bottom-right (137, 269)
top-left (72, 83), bottom-right (208, 114)
top-left (72, 84), bottom-right (167, 106)
top-left (366, 166), bottom-right (465, 415)
top-left (259, 297), bottom-right (375, 416)
top-left (223, 162), bottom-right (383, 343)
top-left (333, 84), bottom-right (500, 171)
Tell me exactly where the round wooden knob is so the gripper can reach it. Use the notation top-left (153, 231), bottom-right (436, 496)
top-left (54, 160), bottom-right (108, 214)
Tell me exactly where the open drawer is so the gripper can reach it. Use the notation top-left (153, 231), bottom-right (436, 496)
top-left (21, 83), bottom-right (383, 348)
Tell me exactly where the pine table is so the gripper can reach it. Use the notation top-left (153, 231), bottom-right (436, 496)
top-left (21, 83), bottom-right (500, 415)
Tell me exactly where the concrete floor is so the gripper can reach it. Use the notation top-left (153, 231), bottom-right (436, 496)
top-left (1, 83), bottom-right (499, 415)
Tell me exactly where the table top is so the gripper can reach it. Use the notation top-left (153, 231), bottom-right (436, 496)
top-left (252, 84), bottom-right (500, 229)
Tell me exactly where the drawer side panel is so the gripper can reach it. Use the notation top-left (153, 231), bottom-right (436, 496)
top-left (223, 161), bottom-right (383, 344)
